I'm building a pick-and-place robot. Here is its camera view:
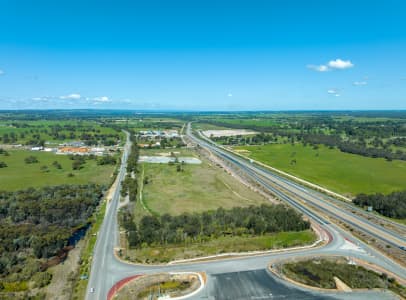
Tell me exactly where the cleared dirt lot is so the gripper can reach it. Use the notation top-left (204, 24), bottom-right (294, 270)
top-left (202, 129), bottom-right (257, 137)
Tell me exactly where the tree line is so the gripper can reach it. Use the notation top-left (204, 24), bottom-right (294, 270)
top-left (203, 119), bottom-right (406, 161)
top-left (120, 204), bottom-right (310, 248)
top-left (120, 132), bottom-right (140, 203)
top-left (353, 190), bottom-right (406, 219)
top-left (0, 122), bottom-right (122, 146)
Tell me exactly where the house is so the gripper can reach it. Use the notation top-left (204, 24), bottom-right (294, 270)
top-left (57, 147), bottom-right (90, 155)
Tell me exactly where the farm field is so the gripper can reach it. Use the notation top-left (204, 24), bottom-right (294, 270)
top-left (139, 149), bottom-right (268, 216)
top-left (234, 143), bottom-right (406, 196)
top-left (0, 150), bottom-right (116, 190)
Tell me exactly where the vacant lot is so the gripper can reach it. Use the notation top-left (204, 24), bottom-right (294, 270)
top-left (126, 231), bottom-right (315, 263)
top-left (202, 129), bottom-right (257, 138)
top-left (0, 150), bottom-right (116, 190)
top-left (140, 150), bottom-right (268, 216)
top-left (234, 143), bottom-right (406, 196)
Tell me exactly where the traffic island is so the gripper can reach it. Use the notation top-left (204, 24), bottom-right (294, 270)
top-left (269, 256), bottom-right (406, 298)
top-left (108, 272), bottom-right (204, 300)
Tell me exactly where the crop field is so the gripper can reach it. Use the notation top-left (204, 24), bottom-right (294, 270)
top-left (0, 150), bottom-right (116, 190)
top-left (139, 149), bottom-right (268, 216)
top-left (234, 143), bottom-right (406, 196)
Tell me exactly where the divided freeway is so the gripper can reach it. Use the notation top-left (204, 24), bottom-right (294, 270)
top-left (189, 123), bottom-right (406, 250)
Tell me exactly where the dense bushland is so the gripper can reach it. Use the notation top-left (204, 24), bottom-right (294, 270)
top-left (282, 258), bottom-right (406, 297)
top-left (353, 190), bottom-right (406, 219)
top-left (120, 204), bottom-right (310, 248)
top-left (0, 184), bottom-right (104, 284)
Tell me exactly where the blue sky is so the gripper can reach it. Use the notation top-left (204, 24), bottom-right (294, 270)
top-left (0, 0), bottom-right (405, 110)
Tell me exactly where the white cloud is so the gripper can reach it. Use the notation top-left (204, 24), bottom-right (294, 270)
top-left (60, 93), bottom-right (81, 100)
top-left (308, 58), bottom-right (354, 72)
top-left (307, 64), bottom-right (330, 72)
top-left (227, 93), bottom-right (233, 97)
top-left (353, 81), bottom-right (367, 86)
top-left (327, 89), bottom-right (340, 96)
top-left (93, 96), bottom-right (110, 102)
top-left (328, 59), bottom-right (354, 69)
top-left (0, 70), bottom-right (4, 75)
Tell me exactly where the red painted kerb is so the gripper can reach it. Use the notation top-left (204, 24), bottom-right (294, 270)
top-left (107, 274), bottom-right (143, 300)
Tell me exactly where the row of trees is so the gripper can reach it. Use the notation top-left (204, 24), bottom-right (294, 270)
top-left (119, 132), bottom-right (141, 247)
top-left (353, 190), bottom-right (406, 219)
top-left (301, 134), bottom-right (406, 161)
top-left (120, 133), bottom-right (140, 203)
top-left (211, 133), bottom-right (277, 146)
top-left (120, 205), bottom-right (310, 248)
top-left (204, 119), bottom-right (406, 161)
top-left (200, 113), bottom-right (406, 140)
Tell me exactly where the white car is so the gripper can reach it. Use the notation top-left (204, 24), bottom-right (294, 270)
top-left (90, 287), bottom-right (95, 293)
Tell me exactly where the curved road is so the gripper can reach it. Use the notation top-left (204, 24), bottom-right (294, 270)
top-left (85, 126), bottom-right (406, 300)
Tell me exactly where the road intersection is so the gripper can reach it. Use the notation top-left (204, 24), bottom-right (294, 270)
top-left (86, 125), bottom-right (406, 300)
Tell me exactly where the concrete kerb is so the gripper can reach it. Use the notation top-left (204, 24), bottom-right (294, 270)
top-left (166, 222), bottom-right (328, 265)
top-left (268, 254), bottom-right (404, 295)
top-left (107, 271), bottom-right (205, 300)
top-left (112, 222), bottom-right (328, 267)
top-left (168, 272), bottom-right (205, 300)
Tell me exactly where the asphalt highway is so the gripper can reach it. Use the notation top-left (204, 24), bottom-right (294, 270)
top-left (85, 125), bottom-right (406, 300)
top-left (191, 124), bottom-right (406, 249)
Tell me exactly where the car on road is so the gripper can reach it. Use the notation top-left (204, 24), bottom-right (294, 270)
top-left (90, 287), bottom-right (95, 293)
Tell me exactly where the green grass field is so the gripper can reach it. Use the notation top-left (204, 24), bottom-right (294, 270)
top-left (0, 150), bottom-right (116, 190)
top-left (140, 150), bottom-right (268, 216)
top-left (0, 120), bottom-right (122, 144)
top-left (234, 143), bottom-right (406, 196)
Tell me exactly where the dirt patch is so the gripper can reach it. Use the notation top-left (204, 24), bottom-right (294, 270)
top-left (45, 240), bottom-right (84, 300)
top-left (334, 276), bottom-right (352, 292)
top-left (156, 151), bottom-right (180, 156)
top-left (202, 129), bottom-right (257, 137)
top-left (234, 149), bottom-right (251, 153)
